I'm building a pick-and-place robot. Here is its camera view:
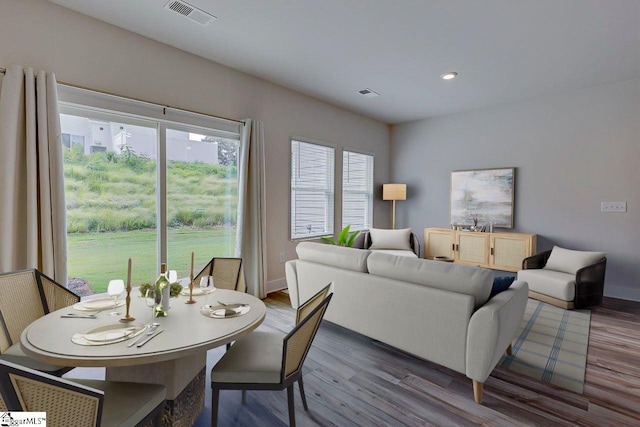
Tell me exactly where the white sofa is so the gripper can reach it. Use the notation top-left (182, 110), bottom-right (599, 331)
top-left (285, 242), bottom-right (529, 403)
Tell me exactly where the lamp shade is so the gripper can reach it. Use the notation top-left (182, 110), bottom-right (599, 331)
top-left (382, 183), bottom-right (407, 201)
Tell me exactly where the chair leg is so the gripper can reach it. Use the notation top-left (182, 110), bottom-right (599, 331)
top-left (287, 384), bottom-right (296, 427)
top-left (242, 389), bottom-right (247, 404)
top-left (211, 386), bottom-right (220, 427)
top-left (298, 376), bottom-right (309, 411)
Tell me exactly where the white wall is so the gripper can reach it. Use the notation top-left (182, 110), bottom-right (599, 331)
top-left (0, 0), bottom-right (391, 288)
top-left (391, 78), bottom-right (640, 300)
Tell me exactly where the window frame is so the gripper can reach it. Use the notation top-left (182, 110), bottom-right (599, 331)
top-left (341, 148), bottom-right (374, 231)
top-left (289, 136), bottom-right (336, 241)
top-left (58, 99), bottom-right (241, 274)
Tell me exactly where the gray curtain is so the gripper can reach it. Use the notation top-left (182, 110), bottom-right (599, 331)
top-left (0, 65), bottom-right (67, 285)
top-left (235, 119), bottom-right (267, 298)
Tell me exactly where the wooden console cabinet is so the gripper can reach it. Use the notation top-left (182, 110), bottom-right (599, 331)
top-left (424, 228), bottom-right (536, 272)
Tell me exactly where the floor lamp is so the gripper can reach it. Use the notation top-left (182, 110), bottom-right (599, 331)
top-left (383, 183), bottom-right (406, 229)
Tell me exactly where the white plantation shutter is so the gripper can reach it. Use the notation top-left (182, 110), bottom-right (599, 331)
top-left (291, 140), bottom-right (335, 239)
top-left (342, 151), bottom-right (374, 230)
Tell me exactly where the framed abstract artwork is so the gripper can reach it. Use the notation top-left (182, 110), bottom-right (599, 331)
top-left (450, 168), bottom-right (515, 229)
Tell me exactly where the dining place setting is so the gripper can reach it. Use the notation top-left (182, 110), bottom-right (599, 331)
top-left (56, 253), bottom-right (255, 355)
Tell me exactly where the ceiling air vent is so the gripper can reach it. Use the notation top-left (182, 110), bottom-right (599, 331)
top-left (358, 88), bottom-right (380, 98)
top-left (164, 0), bottom-right (217, 26)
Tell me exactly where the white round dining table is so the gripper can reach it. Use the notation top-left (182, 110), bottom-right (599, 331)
top-left (20, 288), bottom-right (266, 426)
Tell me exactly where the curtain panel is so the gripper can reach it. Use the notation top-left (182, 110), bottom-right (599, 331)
top-left (0, 65), bottom-right (67, 285)
top-left (235, 119), bottom-right (267, 298)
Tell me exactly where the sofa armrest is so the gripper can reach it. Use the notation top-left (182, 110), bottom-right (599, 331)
top-left (285, 261), bottom-right (300, 308)
top-left (466, 280), bottom-right (529, 383)
top-left (351, 232), bottom-right (367, 249)
top-left (575, 257), bottom-right (607, 308)
top-left (410, 233), bottom-right (421, 257)
top-left (522, 250), bottom-right (551, 270)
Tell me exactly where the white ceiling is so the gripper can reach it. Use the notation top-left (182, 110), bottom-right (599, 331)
top-left (49, 0), bottom-right (640, 124)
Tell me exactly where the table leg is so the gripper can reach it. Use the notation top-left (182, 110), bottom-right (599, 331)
top-left (106, 353), bottom-right (206, 427)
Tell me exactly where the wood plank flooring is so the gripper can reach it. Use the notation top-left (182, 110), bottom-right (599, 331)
top-left (71, 294), bottom-right (640, 426)
top-left (192, 294), bottom-right (640, 426)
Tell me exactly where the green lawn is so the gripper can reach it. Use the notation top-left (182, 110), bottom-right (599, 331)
top-left (68, 227), bottom-right (236, 293)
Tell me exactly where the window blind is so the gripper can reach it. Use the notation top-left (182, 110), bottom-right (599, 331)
top-left (342, 151), bottom-right (374, 230)
top-left (291, 140), bottom-right (335, 239)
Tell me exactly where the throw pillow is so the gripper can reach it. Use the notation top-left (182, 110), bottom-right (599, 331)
top-left (544, 246), bottom-right (606, 275)
top-left (368, 228), bottom-right (412, 251)
top-left (490, 276), bottom-right (516, 298)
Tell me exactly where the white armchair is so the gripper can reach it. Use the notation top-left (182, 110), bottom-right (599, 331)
top-left (359, 228), bottom-right (420, 257)
top-left (518, 246), bottom-right (606, 309)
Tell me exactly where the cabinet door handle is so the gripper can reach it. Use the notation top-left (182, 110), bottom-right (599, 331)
top-left (452, 243), bottom-right (455, 251)
top-left (490, 247), bottom-right (494, 256)
top-left (456, 244), bottom-right (459, 251)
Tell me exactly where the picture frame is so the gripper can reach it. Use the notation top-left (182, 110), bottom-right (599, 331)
top-left (450, 167), bottom-right (515, 229)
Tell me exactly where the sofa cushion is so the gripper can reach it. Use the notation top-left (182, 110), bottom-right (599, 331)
top-left (518, 269), bottom-right (576, 301)
top-left (367, 252), bottom-right (493, 309)
top-left (368, 228), bottom-right (412, 251)
top-left (369, 249), bottom-right (418, 258)
top-left (296, 242), bottom-right (370, 273)
top-left (544, 246), bottom-right (606, 275)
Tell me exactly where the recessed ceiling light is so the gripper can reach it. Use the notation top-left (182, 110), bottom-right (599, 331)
top-left (441, 72), bottom-right (458, 80)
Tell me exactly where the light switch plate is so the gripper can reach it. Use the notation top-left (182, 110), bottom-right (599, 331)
top-left (601, 202), bottom-right (627, 213)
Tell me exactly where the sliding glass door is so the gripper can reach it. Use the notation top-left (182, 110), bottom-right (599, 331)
top-left (165, 128), bottom-right (239, 279)
top-left (60, 106), bottom-right (240, 293)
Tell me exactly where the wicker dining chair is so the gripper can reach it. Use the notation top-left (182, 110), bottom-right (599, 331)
top-left (194, 257), bottom-right (246, 292)
top-left (0, 269), bottom-right (80, 376)
top-left (195, 257), bottom-right (247, 351)
top-left (234, 283), bottom-right (333, 405)
top-left (0, 359), bottom-right (166, 427)
top-left (211, 291), bottom-right (333, 427)
top-left (295, 283), bottom-right (332, 325)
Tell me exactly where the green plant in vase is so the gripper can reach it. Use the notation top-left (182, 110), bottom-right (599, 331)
top-left (138, 282), bottom-right (183, 298)
top-left (321, 225), bottom-right (361, 247)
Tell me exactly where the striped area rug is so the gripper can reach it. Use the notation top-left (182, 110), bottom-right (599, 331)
top-left (498, 299), bottom-right (591, 393)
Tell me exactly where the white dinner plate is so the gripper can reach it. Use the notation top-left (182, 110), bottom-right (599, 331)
top-left (73, 298), bottom-right (125, 311)
top-left (180, 287), bottom-right (214, 296)
top-left (71, 323), bottom-right (145, 346)
top-left (200, 303), bottom-right (250, 319)
top-left (84, 324), bottom-right (138, 342)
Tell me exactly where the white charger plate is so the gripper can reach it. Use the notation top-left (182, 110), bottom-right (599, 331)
top-left (84, 324), bottom-right (138, 342)
top-left (73, 298), bottom-right (125, 312)
top-left (200, 303), bottom-right (250, 319)
top-left (180, 287), bottom-right (214, 296)
top-left (72, 323), bottom-right (145, 346)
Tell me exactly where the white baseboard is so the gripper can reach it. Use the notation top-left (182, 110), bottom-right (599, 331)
top-left (604, 285), bottom-right (640, 302)
top-left (266, 277), bottom-right (287, 294)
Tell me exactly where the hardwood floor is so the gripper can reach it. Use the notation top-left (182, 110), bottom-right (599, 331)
top-left (70, 294), bottom-right (640, 426)
top-left (189, 294), bottom-right (640, 426)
